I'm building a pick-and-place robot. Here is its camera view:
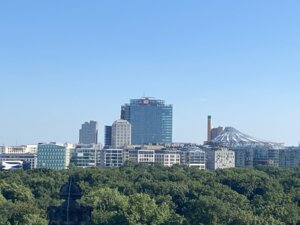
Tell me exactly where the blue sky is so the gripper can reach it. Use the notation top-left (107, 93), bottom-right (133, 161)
top-left (0, 1), bottom-right (300, 146)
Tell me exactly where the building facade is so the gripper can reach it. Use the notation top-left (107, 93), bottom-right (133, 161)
top-left (206, 148), bottom-right (235, 170)
top-left (37, 143), bottom-right (71, 170)
top-left (279, 147), bottom-right (300, 168)
top-left (79, 121), bottom-right (98, 144)
top-left (104, 126), bottom-right (112, 148)
top-left (111, 119), bottom-right (131, 148)
top-left (155, 150), bottom-right (180, 167)
top-left (122, 97), bottom-right (172, 145)
top-left (180, 147), bottom-right (206, 169)
top-left (100, 149), bottom-right (124, 167)
top-left (128, 149), bottom-right (155, 164)
top-left (71, 144), bottom-right (102, 168)
top-left (0, 145), bottom-right (37, 154)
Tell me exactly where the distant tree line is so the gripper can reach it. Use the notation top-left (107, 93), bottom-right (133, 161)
top-left (0, 164), bottom-right (300, 224)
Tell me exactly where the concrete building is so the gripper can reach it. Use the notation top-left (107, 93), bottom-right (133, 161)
top-left (79, 121), bottom-right (98, 144)
top-left (111, 119), bottom-right (131, 148)
top-left (155, 150), bottom-right (180, 167)
top-left (37, 143), bottom-right (71, 170)
top-left (122, 97), bottom-right (172, 145)
top-left (180, 147), bottom-right (206, 169)
top-left (100, 149), bottom-right (124, 167)
top-left (206, 148), bottom-right (235, 170)
top-left (71, 144), bottom-right (102, 168)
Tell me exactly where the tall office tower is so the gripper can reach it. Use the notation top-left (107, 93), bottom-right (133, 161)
top-left (104, 126), bottom-right (112, 148)
top-left (207, 115), bottom-right (212, 142)
top-left (111, 119), bottom-right (131, 148)
top-left (122, 97), bottom-right (173, 145)
top-left (79, 121), bottom-right (98, 144)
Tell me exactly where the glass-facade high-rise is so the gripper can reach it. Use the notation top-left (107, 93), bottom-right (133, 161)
top-left (122, 97), bottom-right (172, 145)
top-left (104, 126), bottom-right (112, 148)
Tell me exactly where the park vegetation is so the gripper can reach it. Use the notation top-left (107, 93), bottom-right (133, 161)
top-left (0, 164), bottom-right (300, 225)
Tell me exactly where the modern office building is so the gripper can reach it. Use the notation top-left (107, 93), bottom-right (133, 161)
top-left (234, 147), bottom-right (254, 167)
top-left (128, 149), bottom-right (155, 164)
top-left (79, 121), bottom-right (98, 144)
top-left (155, 150), bottom-right (180, 167)
top-left (111, 119), bottom-right (131, 148)
top-left (71, 144), bottom-right (102, 168)
top-left (180, 147), bottom-right (206, 169)
top-left (37, 143), bottom-right (71, 170)
top-left (206, 148), bottom-right (235, 170)
top-left (279, 147), bottom-right (300, 168)
top-left (104, 126), bottom-right (112, 148)
top-left (121, 97), bottom-right (173, 145)
top-left (0, 154), bottom-right (36, 170)
top-left (100, 149), bottom-right (124, 167)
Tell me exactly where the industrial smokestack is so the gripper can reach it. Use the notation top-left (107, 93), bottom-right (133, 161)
top-left (207, 115), bottom-right (212, 142)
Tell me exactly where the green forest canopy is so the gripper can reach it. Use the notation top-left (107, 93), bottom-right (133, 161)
top-left (0, 164), bottom-right (300, 225)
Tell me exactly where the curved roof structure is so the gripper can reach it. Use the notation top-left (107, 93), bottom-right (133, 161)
top-left (210, 127), bottom-right (282, 148)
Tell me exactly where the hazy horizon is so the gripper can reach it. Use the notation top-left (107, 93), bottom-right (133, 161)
top-left (1, 1), bottom-right (300, 146)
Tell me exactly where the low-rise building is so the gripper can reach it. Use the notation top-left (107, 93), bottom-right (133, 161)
top-left (71, 144), bottom-right (102, 168)
top-left (37, 143), bottom-right (71, 170)
top-left (155, 150), bottom-right (180, 167)
top-left (100, 149), bottom-right (124, 167)
top-left (279, 147), bottom-right (300, 168)
top-left (206, 148), bottom-right (235, 170)
top-left (180, 147), bottom-right (206, 169)
top-left (128, 149), bottom-right (155, 164)
top-left (0, 145), bottom-right (37, 154)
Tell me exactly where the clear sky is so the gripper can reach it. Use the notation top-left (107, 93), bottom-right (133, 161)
top-left (1, 1), bottom-right (300, 146)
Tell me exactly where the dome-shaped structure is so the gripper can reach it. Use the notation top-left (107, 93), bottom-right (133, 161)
top-left (210, 127), bottom-right (282, 148)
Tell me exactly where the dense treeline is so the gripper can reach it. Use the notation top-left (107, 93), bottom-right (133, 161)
top-left (0, 164), bottom-right (300, 225)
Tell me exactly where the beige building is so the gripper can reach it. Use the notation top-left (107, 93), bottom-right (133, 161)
top-left (155, 150), bottom-right (180, 167)
top-left (111, 119), bottom-right (131, 148)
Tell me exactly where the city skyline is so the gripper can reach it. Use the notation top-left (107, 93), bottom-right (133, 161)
top-left (1, 1), bottom-right (300, 146)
